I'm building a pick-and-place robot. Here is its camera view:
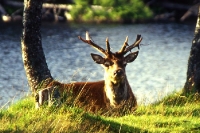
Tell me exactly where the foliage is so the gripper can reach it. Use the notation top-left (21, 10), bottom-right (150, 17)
top-left (69, 0), bottom-right (153, 23)
top-left (1, 92), bottom-right (200, 132)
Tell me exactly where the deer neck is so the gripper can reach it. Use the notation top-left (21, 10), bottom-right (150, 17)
top-left (104, 76), bottom-right (128, 107)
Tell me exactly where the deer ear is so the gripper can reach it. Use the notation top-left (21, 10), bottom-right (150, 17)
top-left (124, 51), bottom-right (139, 63)
top-left (91, 53), bottom-right (105, 64)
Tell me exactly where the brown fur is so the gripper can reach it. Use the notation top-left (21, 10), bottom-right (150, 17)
top-left (36, 33), bottom-right (141, 115)
top-left (46, 79), bottom-right (137, 114)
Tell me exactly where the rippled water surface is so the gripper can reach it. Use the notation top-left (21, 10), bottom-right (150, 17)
top-left (0, 22), bottom-right (195, 106)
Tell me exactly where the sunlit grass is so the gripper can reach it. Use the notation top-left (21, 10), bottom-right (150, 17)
top-left (1, 92), bottom-right (200, 132)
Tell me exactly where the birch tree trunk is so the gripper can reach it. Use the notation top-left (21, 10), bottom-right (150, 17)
top-left (184, 6), bottom-right (200, 93)
top-left (21, 0), bottom-right (53, 94)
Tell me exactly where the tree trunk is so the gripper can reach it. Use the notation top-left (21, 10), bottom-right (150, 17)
top-left (21, 0), bottom-right (53, 94)
top-left (184, 6), bottom-right (200, 93)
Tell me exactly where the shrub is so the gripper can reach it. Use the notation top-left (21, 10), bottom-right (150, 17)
top-left (69, 0), bottom-right (153, 23)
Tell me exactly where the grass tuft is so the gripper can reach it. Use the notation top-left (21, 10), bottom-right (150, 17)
top-left (1, 92), bottom-right (200, 132)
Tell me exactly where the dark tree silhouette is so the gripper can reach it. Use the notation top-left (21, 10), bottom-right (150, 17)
top-left (184, 6), bottom-right (200, 93)
top-left (21, 0), bottom-right (53, 94)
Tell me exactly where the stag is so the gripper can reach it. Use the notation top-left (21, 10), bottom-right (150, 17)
top-left (36, 31), bottom-right (142, 114)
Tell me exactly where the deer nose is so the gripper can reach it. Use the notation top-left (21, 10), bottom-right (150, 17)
top-left (114, 69), bottom-right (124, 77)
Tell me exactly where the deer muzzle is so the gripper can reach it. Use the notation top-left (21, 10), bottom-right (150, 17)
top-left (114, 69), bottom-right (124, 77)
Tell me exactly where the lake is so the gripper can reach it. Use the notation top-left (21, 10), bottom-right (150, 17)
top-left (0, 22), bottom-right (195, 106)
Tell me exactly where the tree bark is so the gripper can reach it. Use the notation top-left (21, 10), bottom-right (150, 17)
top-left (21, 0), bottom-right (53, 93)
top-left (184, 6), bottom-right (200, 93)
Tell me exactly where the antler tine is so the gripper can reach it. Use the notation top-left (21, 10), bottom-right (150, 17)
top-left (78, 31), bottom-right (107, 55)
top-left (119, 36), bottom-right (128, 53)
top-left (123, 34), bottom-right (142, 54)
top-left (106, 37), bottom-right (111, 54)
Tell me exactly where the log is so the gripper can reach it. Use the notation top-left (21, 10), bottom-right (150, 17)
top-left (43, 3), bottom-right (72, 10)
top-left (4, 0), bottom-right (23, 8)
top-left (4, 0), bottom-right (72, 10)
top-left (160, 2), bottom-right (190, 10)
top-left (180, 3), bottom-right (200, 21)
top-left (0, 4), bottom-right (7, 14)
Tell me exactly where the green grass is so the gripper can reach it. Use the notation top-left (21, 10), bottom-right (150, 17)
top-left (1, 92), bottom-right (200, 132)
top-left (69, 0), bottom-right (153, 23)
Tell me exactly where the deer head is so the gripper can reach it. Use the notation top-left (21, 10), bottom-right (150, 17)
top-left (78, 31), bottom-right (142, 106)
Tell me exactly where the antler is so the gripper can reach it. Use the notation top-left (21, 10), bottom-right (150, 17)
top-left (78, 32), bottom-right (142, 56)
top-left (119, 36), bottom-right (129, 53)
top-left (119, 34), bottom-right (142, 55)
top-left (78, 31), bottom-right (111, 56)
top-left (106, 37), bottom-right (111, 54)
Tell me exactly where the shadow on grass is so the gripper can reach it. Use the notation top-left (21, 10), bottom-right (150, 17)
top-left (82, 113), bottom-right (148, 133)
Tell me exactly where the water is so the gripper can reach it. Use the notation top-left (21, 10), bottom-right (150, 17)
top-left (0, 22), bottom-right (195, 106)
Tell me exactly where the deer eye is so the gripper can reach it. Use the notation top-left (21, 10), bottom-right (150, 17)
top-left (104, 60), bottom-right (113, 67)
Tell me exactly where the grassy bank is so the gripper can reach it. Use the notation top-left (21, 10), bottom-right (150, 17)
top-left (1, 92), bottom-right (200, 132)
top-left (68, 0), bottom-right (153, 23)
